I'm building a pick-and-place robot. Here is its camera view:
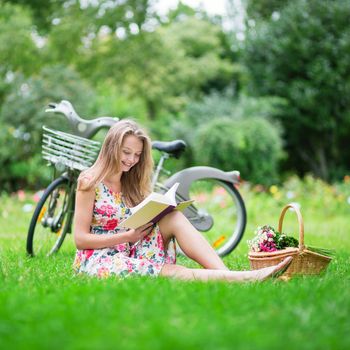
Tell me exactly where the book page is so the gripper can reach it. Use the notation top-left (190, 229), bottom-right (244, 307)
top-left (119, 182), bottom-right (194, 229)
top-left (175, 199), bottom-right (194, 211)
top-left (130, 192), bottom-right (172, 214)
top-left (121, 201), bottom-right (171, 229)
top-left (164, 183), bottom-right (179, 206)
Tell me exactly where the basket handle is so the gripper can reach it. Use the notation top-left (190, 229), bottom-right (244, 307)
top-left (278, 203), bottom-right (305, 252)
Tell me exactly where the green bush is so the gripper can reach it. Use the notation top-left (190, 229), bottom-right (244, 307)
top-left (243, 0), bottom-right (350, 181)
top-left (0, 65), bottom-right (96, 191)
top-left (193, 117), bottom-right (283, 185)
top-left (169, 92), bottom-right (285, 184)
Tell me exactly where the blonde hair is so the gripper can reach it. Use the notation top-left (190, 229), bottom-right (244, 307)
top-left (78, 119), bottom-right (154, 206)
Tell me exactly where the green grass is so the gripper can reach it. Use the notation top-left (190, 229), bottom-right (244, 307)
top-left (1, 177), bottom-right (350, 349)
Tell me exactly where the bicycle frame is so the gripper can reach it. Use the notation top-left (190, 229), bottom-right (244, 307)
top-left (151, 152), bottom-right (170, 189)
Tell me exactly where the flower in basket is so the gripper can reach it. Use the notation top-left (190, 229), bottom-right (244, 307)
top-left (248, 225), bottom-right (299, 253)
top-left (248, 225), bottom-right (334, 256)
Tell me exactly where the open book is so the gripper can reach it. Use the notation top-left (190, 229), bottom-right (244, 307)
top-left (119, 183), bottom-right (193, 229)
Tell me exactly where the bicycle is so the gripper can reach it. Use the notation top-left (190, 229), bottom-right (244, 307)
top-left (26, 100), bottom-right (247, 257)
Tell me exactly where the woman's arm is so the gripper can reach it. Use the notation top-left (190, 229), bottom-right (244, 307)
top-left (73, 184), bottom-right (131, 250)
top-left (73, 182), bottom-right (155, 250)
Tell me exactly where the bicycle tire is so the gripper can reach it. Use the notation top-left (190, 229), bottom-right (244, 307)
top-left (26, 176), bottom-right (72, 257)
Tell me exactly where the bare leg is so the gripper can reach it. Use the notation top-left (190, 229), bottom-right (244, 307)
top-left (158, 211), bottom-right (228, 270)
top-left (160, 257), bottom-right (292, 282)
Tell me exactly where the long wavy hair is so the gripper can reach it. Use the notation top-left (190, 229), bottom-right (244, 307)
top-left (78, 119), bottom-right (154, 206)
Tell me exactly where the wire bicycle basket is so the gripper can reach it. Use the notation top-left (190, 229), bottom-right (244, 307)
top-left (42, 126), bottom-right (101, 171)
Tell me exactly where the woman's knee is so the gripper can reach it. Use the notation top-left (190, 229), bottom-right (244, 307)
top-left (159, 210), bottom-right (185, 231)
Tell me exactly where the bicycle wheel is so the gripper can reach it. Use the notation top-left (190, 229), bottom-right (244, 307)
top-left (26, 176), bottom-right (72, 257)
top-left (177, 179), bottom-right (246, 257)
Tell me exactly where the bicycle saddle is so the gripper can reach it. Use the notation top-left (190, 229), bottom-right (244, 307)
top-left (152, 140), bottom-right (187, 158)
top-left (45, 100), bottom-right (119, 139)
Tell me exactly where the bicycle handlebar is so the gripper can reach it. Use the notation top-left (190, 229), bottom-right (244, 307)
top-left (45, 100), bottom-right (119, 139)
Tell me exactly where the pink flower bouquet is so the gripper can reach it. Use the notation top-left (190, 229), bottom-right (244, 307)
top-left (248, 225), bottom-right (333, 256)
top-left (248, 225), bottom-right (298, 252)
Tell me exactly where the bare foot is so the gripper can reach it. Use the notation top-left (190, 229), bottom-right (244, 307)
top-left (251, 256), bottom-right (293, 281)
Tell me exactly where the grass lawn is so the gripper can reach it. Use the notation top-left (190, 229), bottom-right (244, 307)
top-left (1, 176), bottom-right (349, 349)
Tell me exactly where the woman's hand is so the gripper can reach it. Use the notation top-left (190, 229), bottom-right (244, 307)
top-left (127, 222), bottom-right (154, 243)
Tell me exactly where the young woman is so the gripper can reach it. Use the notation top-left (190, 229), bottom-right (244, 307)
top-left (73, 120), bottom-right (292, 281)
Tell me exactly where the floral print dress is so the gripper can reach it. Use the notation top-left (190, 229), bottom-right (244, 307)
top-left (73, 182), bottom-right (176, 278)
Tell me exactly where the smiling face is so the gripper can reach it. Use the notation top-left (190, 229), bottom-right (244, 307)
top-left (120, 134), bottom-right (144, 172)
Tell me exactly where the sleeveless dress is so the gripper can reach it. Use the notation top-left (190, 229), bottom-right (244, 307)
top-left (73, 182), bottom-right (176, 278)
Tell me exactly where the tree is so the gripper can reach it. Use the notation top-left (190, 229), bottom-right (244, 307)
top-left (2, 0), bottom-right (66, 33)
top-left (169, 91), bottom-right (285, 184)
top-left (84, 15), bottom-right (235, 119)
top-left (0, 2), bottom-right (41, 104)
top-left (3, 0), bottom-right (156, 34)
top-left (243, 0), bottom-right (290, 21)
top-left (242, 0), bottom-right (350, 180)
top-left (0, 65), bottom-right (96, 190)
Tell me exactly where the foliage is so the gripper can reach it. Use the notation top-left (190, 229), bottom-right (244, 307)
top-left (158, 17), bottom-right (235, 96)
top-left (4, 0), bottom-right (156, 34)
top-left (193, 117), bottom-right (283, 185)
top-left (0, 65), bottom-right (96, 190)
top-left (184, 91), bottom-right (287, 125)
top-left (84, 16), bottom-right (235, 119)
top-left (91, 83), bottom-right (148, 123)
top-left (170, 92), bottom-right (285, 185)
top-left (0, 0), bottom-right (241, 190)
top-left (0, 2), bottom-right (41, 103)
top-left (243, 0), bottom-right (290, 21)
top-left (1, 0), bottom-right (350, 191)
top-left (243, 0), bottom-right (350, 181)
top-left (3, 0), bottom-right (67, 33)
top-left (0, 2), bottom-right (40, 74)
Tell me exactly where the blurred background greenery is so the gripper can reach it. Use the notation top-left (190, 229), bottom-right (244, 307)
top-left (0, 0), bottom-right (349, 192)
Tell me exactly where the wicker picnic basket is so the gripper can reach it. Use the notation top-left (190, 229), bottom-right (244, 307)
top-left (248, 203), bottom-right (332, 277)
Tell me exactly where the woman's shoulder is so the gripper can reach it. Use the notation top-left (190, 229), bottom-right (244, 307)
top-left (77, 171), bottom-right (97, 192)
